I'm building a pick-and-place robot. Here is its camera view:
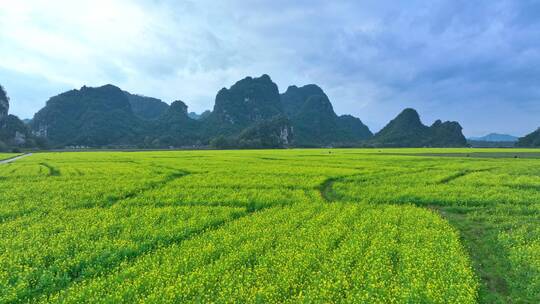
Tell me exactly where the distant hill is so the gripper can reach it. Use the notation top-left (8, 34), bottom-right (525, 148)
top-left (281, 84), bottom-right (372, 146)
top-left (369, 108), bottom-right (467, 147)
top-left (0, 85), bottom-right (8, 122)
top-left (204, 75), bottom-right (285, 136)
top-left (30, 77), bottom-right (293, 149)
top-left (149, 100), bottom-right (201, 147)
top-left (125, 92), bottom-right (169, 120)
top-left (31, 85), bottom-right (145, 147)
top-left (31, 85), bottom-right (206, 148)
top-left (203, 74), bottom-right (291, 147)
top-left (0, 115), bottom-right (35, 147)
top-left (371, 108), bottom-right (430, 147)
top-left (336, 115), bottom-right (373, 144)
top-left (188, 110), bottom-right (211, 120)
top-left (236, 115), bottom-right (292, 148)
top-left (469, 133), bottom-right (518, 142)
top-left (516, 128), bottom-right (540, 147)
top-left (0, 85), bottom-right (41, 150)
top-left (27, 75), bottom-right (471, 149)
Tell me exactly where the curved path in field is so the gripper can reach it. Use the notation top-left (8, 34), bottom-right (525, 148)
top-left (316, 169), bottom-right (515, 303)
top-left (0, 153), bottom-right (32, 164)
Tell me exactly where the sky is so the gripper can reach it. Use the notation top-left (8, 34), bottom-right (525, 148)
top-left (1, 0), bottom-right (539, 137)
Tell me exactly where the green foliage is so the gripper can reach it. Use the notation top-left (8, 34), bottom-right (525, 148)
top-left (281, 84), bottom-right (325, 117)
top-left (203, 74), bottom-right (284, 138)
top-left (0, 84), bottom-right (8, 120)
top-left (516, 128), bottom-right (540, 147)
top-left (281, 84), bottom-right (372, 146)
top-left (370, 108), bottom-right (467, 147)
top-left (209, 116), bottom-right (291, 149)
top-left (370, 108), bottom-right (430, 147)
top-left (336, 114), bottom-right (373, 142)
top-left (0, 152), bottom-right (12, 159)
top-left (209, 135), bottom-right (237, 149)
top-left (125, 92), bottom-right (169, 121)
top-left (27, 77), bottom-right (470, 149)
top-left (148, 100), bottom-right (201, 147)
top-left (0, 84), bottom-right (42, 150)
top-left (291, 94), bottom-right (342, 145)
top-left (0, 114), bottom-right (42, 148)
top-left (31, 85), bottom-right (145, 147)
top-left (429, 120), bottom-right (468, 147)
top-left (188, 110), bottom-right (211, 120)
top-left (0, 115), bottom-right (26, 140)
top-left (236, 115), bottom-right (292, 148)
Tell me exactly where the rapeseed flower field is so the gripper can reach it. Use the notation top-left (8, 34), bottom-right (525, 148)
top-left (0, 149), bottom-right (538, 303)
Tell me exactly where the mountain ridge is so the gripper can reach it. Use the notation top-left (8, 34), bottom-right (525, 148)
top-left (281, 84), bottom-right (372, 146)
top-left (0, 85), bottom-right (41, 150)
top-left (469, 133), bottom-right (518, 142)
top-left (369, 108), bottom-right (467, 147)
top-left (516, 128), bottom-right (540, 147)
top-left (125, 92), bottom-right (169, 121)
top-left (16, 75), bottom-right (470, 149)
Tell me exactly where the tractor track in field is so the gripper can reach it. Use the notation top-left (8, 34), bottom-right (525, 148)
top-left (26, 164), bottom-right (293, 302)
top-left (27, 161), bottom-right (331, 302)
top-left (39, 162), bottom-right (61, 176)
top-left (69, 170), bottom-right (192, 209)
top-left (319, 166), bottom-right (497, 203)
top-left (318, 167), bottom-right (507, 303)
top-left (437, 167), bottom-right (497, 184)
top-left (32, 205), bottom-right (317, 303)
top-left (318, 168), bottom-right (436, 202)
top-left (21, 211), bottom-right (251, 303)
top-left (136, 207), bottom-right (324, 303)
top-left (319, 173), bottom-right (363, 202)
top-left (16, 165), bottom-right (271, 302)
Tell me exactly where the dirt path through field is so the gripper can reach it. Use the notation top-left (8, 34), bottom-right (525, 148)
top-left (0, 153), bottom-right (33, 164)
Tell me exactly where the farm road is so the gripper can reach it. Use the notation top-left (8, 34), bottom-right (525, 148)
top-left (0, 153), bottom-right (33, 164)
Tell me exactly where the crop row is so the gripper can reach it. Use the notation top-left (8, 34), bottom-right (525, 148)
top-left (1, 150), bottom-right (539, 302)
top-left (40, 204), bottom-right (476, 303)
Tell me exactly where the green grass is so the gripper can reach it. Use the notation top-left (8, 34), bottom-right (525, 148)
top-left (0, 149), bottom-right (538, 303)
top-left (0, 153), bottom-right (20, 161)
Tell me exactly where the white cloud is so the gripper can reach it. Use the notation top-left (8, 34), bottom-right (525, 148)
top-left (0, 0), bottom-right (539, 136)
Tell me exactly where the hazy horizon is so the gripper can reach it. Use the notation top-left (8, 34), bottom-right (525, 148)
top-left (1, 0), bottom-right (539, 137)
